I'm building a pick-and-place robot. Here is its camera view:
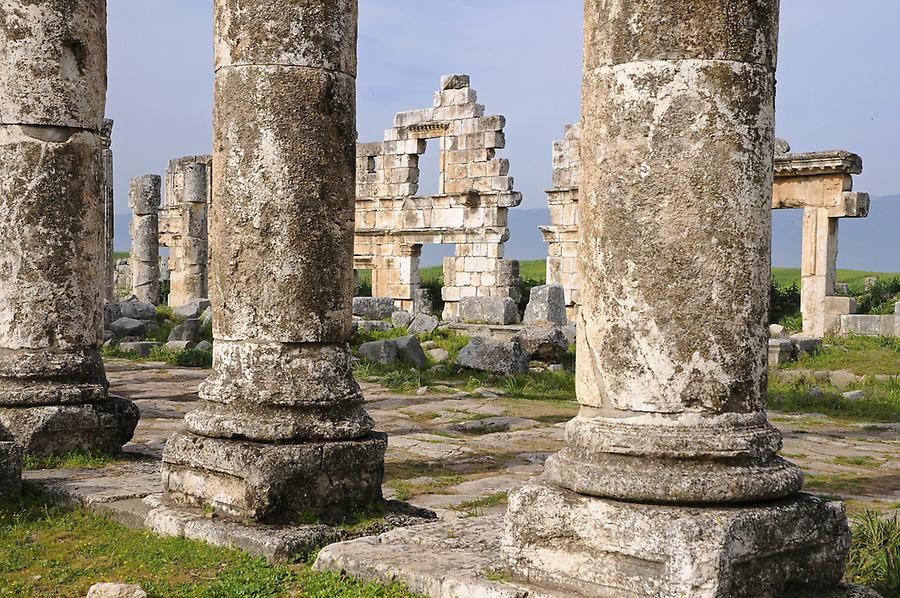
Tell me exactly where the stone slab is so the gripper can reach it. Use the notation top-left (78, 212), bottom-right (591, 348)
top-left (503, 478), bottom-right (851, 598)
top-left (315, 515), bottom-right (561, 598)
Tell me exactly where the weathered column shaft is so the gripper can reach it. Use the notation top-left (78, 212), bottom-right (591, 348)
top-left (544, 0), bottom-right (800, 504)
top-left (162, 0), bottom-right (385, 524)
top-left (800, 207), bottom-right (838, 337)
top-left (129, 175), bottom-right (161, 305)
top-left (0, 0), bottom-right (138, 454)
top-left (180, 162), bottom-right (208, 302)
top-left (503, 1), bottom-right (850, 595)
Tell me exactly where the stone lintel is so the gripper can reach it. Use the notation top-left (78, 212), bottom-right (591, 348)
top-left (503, 478), bottom-right (851, 598)
top-left (162, 432), bottom-right (387, 524)
top-left (775, 150), bottom-right (863, 177)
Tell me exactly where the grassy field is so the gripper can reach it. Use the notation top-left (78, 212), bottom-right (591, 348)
top-left (0, 490), bottom-right (419, 598)
top-left (771, 268), bottom-right (900, 291)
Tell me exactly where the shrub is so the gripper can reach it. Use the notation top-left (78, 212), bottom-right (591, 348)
top-left (846, 511), bottom-right (900, 596)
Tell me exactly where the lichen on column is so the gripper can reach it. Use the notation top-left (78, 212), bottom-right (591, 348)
top-left (161, 0), bottom-right (385, 523)
top-left (0, 0), bottom-right (138, 454)
top-left (503, 1), bottom-right (851, 595)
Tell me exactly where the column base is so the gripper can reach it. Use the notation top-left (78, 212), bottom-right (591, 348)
top-left (503, 477), bottom-right (850, 598)
top-left (0, 396), bottom-right (139, 455)
top-left (0, 441), bottom-right (22, 497)
top-left (161, 432), bottom-right (387, 524)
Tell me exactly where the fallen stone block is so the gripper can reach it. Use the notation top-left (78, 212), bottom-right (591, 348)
top-left (768, 338), bottom-right (794, 368)
top-left (394, 336), bottom-right (427, 368)
top-left (168, 319), bottom-right (202, 344)
top-left (457, 337), bottom-right (528, 375)
top-left (195, 340), bottom-right (213, 352)
top-left (352, 297), bottom-right (395, 320)
top-left (515, 324), bottom-right (569, 362)
top-left (173, 298), bottom-right (211, 320)
top-left (359, 340), bottom-right (398, 366)
top-left (356, 320), bottom-right (393, 334)
top-left (391, 310), bottom-right (412, 329)
top-left (408, 314), bottom-right (439, 335)
top-left (103, 302), bottom-right (122, 328)
top-left (118, 297), bottom-right (157, 320)
top-left (110, 317), bottom-right (148, 339)
top-left (427, 348), bottom-right (450, 363)
top-left (86, 582), bottom-right (148, 598)
top-left (790, 334), bottom-right (822, 356)
top-left (769, 323), bottom-right (786, 338)
top-left (413, 288), bottom-right (434, 316)
top-left (460, 297), bottom-right (519, 325)
top-left (523, 285), bottom-right (567, 326)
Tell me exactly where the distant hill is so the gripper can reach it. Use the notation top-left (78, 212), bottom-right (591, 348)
top-left (116, 194), bottom-right (898, 272)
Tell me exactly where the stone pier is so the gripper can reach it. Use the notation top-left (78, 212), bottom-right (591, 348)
top-left (160, 157), bottom-right (211, 308)
top-left (503, 1), bottom-right (850, 596)
top-left (129, 175), bottom-right (162, 305)
top-left (161, 0), bottom-right (386, 523)
top-left (0, 0), bottom-right (138, 455)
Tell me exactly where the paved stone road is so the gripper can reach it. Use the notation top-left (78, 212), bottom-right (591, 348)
top-left (95, 359), bottom-right (900, 520)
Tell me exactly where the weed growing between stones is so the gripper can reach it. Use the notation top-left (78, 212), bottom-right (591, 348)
top-left (23, 451), bottom-right (117, 471)
top-left (783, 335), bottom-right (900, 376)
top-left (846, 511), bottom-right (900, 596)
top-left (767, 377), bottom-right (900, 423)
top-left (450, 491), bottom-right (508, 518)
top-left (100, 345), bottom-right (213, 369)
top-left (0, 487), bottom-right (422, 597)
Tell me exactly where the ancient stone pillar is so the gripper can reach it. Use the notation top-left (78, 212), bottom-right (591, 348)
top-left (129, 176), bottom-right (161, 305)
top-left (162, 0), bottom-right (385, 523)
top-left (177, 161), bottom-right (209, 305)
top-left (801, 207), bottom-right (838, 337)
top-left (0, 1), bottom-right (138, 454)
top-left (503, 1), bottom-right (850, 595)
top-left (101, 119), bottom-right (115, 303)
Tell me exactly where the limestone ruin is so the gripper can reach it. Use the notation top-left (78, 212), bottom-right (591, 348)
top-left (0, 0), bottom-right (137, 455)
top-left (355, 75), bottom-right (522, 318)
top-left (544, 128), bottom-right (876, 337)
top-left (159, 0), bottom-right (386, 523)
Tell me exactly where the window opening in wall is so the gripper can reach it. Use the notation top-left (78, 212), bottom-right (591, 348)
top-left (416, 138), bottom-right (442, 197)
top-left (366, 155), bottom-right (376, 174)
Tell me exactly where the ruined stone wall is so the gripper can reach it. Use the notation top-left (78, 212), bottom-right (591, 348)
top-left (354, 75), bottom-right (522, 317)
top-left (541, 124), bottom-right (580, 319)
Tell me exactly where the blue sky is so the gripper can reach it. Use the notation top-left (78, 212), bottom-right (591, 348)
top-left (108, 1), bottom-right (899, 266)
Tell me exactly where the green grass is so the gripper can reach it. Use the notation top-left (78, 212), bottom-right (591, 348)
top-left (783, 335), bottom-right (900, 376)
top-left (23, 452), bottom-right (117, 471)
top-left (846, 511), bottom-right (900, 596)
top-left (0, 488), bottom-right (421, 598)
top-left (833, 456), bottom-right (884, 469)
top-left (450, 492), bottom-right (508, 518)
top-left (767, 377), bottom-right (900, 423)
top-left (771, 268), bottom-right (900, 291)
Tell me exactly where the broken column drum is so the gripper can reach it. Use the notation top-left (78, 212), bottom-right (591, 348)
top-left (0, 0), bottom-right (138, 454)
top-left (503, 1), bottom-right (851, 596)
top-left (129, 175), bottom-right (161, 305)
top-left (162, 0), bottom-right (386, 523)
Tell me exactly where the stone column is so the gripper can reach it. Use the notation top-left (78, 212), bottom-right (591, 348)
top-left (801, 207), bottom-right (838, 337)
top-left (129, 175), bottom-right (161, 305)
top-left (101, 119), bottom-right (115, 303)
top-left (180, 162), bottom-right (209, 303)
top-left (503, 1), bottom-right (850, 595)
top-left (162, 0), bottom-right (385, 524)
top-left (0, 0), bottom-right (138, 455)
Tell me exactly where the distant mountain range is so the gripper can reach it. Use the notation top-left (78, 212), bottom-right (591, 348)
top-left (114, 194), bottom-right (899, 272)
